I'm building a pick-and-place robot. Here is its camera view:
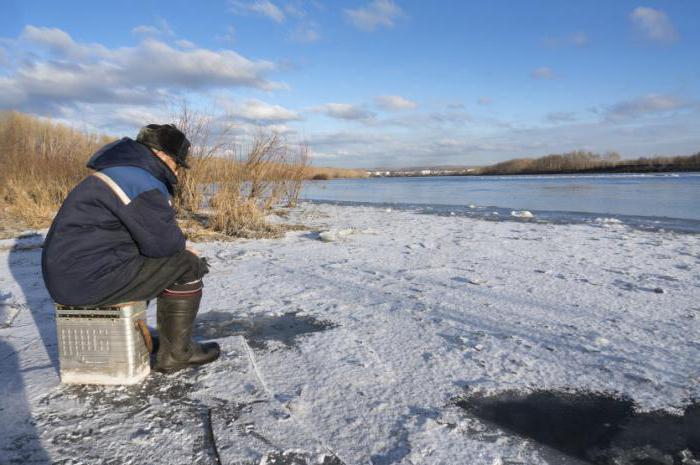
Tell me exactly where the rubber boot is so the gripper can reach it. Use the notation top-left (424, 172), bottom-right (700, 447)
top-left (153, 283), bottom-right (220, 373)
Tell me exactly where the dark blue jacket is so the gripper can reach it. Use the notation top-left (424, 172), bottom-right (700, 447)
top-left (42, 138), bottom-right (186, 305)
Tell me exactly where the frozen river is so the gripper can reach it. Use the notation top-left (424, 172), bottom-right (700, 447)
top-left (302, 173), bottom-right (700, 233)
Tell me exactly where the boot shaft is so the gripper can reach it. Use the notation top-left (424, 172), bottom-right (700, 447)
top-left (154, 281), bottom-right (219, 372)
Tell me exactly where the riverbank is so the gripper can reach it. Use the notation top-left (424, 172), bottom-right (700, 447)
top-left (1, 202), bottom-right (698, 464)
top-left (369, 150), bottom-right (700, 177)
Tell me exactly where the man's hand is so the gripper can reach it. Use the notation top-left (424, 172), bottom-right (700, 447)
top-left (198, 257), bottom-right (210, 277)
top-left (185, 245), bottom-right (209, 277)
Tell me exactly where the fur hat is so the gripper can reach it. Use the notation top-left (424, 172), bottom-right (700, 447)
top-left (136, 124), bottom-right (191, 168)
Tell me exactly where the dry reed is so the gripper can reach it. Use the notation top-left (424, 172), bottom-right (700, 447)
top-left (0, 111), bottom-right (109, 229)
top-left (0, 110), bottom-right (318, 239)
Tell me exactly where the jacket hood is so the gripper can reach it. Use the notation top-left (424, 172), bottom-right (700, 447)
top-left (87, 137), bottom-right (178, 194)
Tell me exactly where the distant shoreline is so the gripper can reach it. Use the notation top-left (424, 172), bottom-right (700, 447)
top-left (366, 166), bottom-right (700, 178)
top-left (365, 150), bottom-right (700, 178)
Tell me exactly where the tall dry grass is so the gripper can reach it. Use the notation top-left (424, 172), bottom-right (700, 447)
top-left (305, 166), bottom-right (368, 180)
top-left (0, 111), bottom-right (110, 229)
top-left (0, 110), bottom-right (316, 239)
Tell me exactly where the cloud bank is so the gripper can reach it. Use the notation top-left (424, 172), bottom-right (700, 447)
top-left (374, 95), bottom-right (417, 111)
top-left (1, 26), bottom-right (283, 114)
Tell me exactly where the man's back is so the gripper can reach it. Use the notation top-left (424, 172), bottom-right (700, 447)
top-left (42, 137), bottom-right (185, 305)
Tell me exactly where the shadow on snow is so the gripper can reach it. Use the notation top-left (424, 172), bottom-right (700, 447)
top-left (194, 311), bottom-right (337, 350)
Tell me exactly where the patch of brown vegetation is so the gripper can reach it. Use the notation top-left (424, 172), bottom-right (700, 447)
top-left (0, 110), bottom-right (314, 240)
top-left (306, 166), bottom-right (367, 180)
top-left (0, 111), bottom-right (112, 229)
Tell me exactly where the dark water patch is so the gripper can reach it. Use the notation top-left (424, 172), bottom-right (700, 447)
top-left (195, 311), bottom-right (337, 350)
top-left (456, 389), bottom-right (700, 465)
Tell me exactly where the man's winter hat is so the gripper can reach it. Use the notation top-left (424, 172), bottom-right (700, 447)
top-left (136, 124), bottom-right (191, 168)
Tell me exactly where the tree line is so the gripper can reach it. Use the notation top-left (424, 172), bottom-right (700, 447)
top-left (478, 150), bottom-right (700, 175)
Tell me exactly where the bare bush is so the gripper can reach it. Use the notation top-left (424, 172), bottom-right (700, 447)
top-left (283, 143), bottom-right (310, 207)
top-left (168, 105), bottom-right (313, 239)
top-left (171, 103), bottom-right (238, 214)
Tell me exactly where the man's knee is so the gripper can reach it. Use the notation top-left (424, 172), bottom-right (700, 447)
top-left (171, 250), bottom-right (209, 287)
top-left (162, 250), bottom-right (203, 296)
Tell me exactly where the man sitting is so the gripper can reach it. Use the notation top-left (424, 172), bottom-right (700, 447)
top-left (42, 124), bottom-right (220, 373)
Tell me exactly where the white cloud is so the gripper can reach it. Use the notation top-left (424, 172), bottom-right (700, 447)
top-left (630, 7), bottom-right (678, 43)
top-left (132, 25), bottom-right (161, 35)
top-left (25, 102), bottom-right (171, 134)
top-left (302, 103), bottom-right (700, 168)
top-left (426, 110), bottom-right (471, 125)
top-left (477, 97), bottom-right (493, 106)
top-left (605, 94), bottom-right (691, 121)
top-left (230, 0), bottom-right (285, 22)
top-left (224, 98), bottom-right (302, 122)
top-left (21, 25), bottom-right (109, 60)
top-left (219, 25), bottom-right (236, 44)
top-left (374, 95), bottom-right (417, 111)
top-left (345, 0), bottom-right (404, 31)
top-left (2, 26), bottom-right (283, 112)
top-left (571, 32), bottom-right (589, 46)
top-left (308, 150), bottom-right (338, 160)
top-left (377, 108), bottom-right (471, 129)
top-left (132, 19), bottom-right (174, 37)
top-left (22, 25), bottom-right (75, 51)
top-left (543, 32), bottom-right (589, 48)
top-left (546, 111), bottom-right (577, 123)
top-left (314, 103), bottom-right (375, 121)
top-left (175, 39), bottom-right (196, 49)
top-left (0, 75), bottom-right (25, 106)
top-left (531, 66), bottom-right (556, 80)
top-left (0, 47), bottom-right (8, 67)
top-left (290, 22), bottom-right (320, 43)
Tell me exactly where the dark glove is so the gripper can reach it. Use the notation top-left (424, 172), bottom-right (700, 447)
top-left (198, 256), bottom-right (210, 278)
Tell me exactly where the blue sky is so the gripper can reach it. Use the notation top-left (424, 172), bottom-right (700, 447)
top-left (1, 1), bottom-right (699, 168)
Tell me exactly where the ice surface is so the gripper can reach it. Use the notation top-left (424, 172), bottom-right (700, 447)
top-left (1, 202), bottom-right (698, 464)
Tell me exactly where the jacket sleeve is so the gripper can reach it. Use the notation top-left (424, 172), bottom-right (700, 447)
top-left (116, 189), bottom-right (186, 258)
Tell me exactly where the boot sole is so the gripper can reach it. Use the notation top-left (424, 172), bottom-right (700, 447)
top-left (153, 355), bottom-right (220, 374)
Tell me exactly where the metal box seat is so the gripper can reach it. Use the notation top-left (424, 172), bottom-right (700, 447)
top-left (56, 301), bottom-right (150, 385)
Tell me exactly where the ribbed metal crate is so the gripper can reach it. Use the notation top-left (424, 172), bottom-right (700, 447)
top-left (56, 301), bottom-right (150, 385)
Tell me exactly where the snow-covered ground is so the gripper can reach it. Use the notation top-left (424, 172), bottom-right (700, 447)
top-left (1, 203), bottom-right (699, 464)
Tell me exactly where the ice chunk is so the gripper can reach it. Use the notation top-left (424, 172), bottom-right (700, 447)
top-left (511, 210), bottom-right (534, 218)
top-left (318, 231), bottom-right (337, 242)
top-left (594, 217), bottom-right (623, 224)
top-left (318, 228), bottom-right (355, 242)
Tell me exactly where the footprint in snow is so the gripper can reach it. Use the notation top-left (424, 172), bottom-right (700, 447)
top-left (452, 277), bottom-right (487, 285)
top-left (215, 249), bottom-right (247, 261)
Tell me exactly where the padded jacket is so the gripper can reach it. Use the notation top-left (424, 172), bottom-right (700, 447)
top-left (41, 137), bottom-right (186, 305)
